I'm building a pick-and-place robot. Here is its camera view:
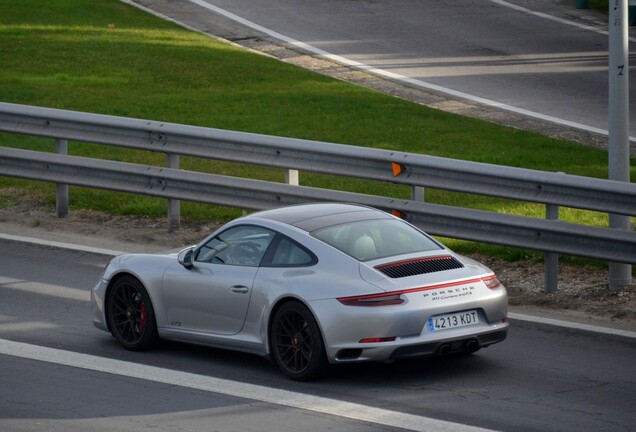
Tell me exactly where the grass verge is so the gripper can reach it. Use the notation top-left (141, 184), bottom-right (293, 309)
top-left (0, 0), bottom-right (634, 260)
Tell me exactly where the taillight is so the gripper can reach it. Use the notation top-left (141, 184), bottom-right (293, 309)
top-left (337, 293), bottom-right (405, 307)
top-left (482, 275), bottom-right (501, 290)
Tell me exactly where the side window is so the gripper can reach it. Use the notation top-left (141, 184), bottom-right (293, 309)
top-left (268, 237), bottom-right (316, 267)
top-left (195, 225), bottom-right (274, 267)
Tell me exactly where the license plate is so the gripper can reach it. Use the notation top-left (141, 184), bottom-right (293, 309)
top-left (428, 310), bottom-right (479, 332)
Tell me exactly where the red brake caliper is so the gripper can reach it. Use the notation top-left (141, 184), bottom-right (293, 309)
top-left (291, 335), bottom-right (299, 354)
top-left (139, 301), bottom-right (147, 333)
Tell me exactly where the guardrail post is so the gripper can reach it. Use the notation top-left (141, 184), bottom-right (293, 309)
top-left (285, 169), bottom-right (299, 186)
top-left (55, 138), bottom-right (68, 218)
top-left (608, 220), bottom-right (633, 290)
top-left (544, 203), bottom-right (559, 293)
top-left (167, 153), bottom-right (180, 232)
top-left (411, 186), bottom-right (425, 202)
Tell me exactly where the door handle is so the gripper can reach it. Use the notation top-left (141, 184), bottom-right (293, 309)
top-left (230, 285), bottom-right (249, 294)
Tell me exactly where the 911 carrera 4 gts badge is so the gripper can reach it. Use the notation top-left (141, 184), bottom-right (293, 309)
top-left (422, 285), bottom-right (475, 301)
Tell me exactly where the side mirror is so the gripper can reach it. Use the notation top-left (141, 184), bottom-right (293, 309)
top-left (178, 247), bottom-right (194, 269)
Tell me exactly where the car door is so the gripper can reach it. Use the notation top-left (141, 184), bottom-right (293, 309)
top-left (162, 225), bottom-right (275, 335)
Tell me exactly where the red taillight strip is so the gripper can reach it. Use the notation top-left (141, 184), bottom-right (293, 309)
top-left (337, 277), bottom-right (483, 305)
top-left (359, 337), bottom-right (396, 343)
top-left (375, 255), bottom-right (454, 270)
top-left (338, 294), bottom-right (404, 307)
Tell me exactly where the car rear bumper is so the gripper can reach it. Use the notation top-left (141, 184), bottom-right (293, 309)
top-left (330, 325), bottom-right (508, 363)
top-left (387, 328), bottom-right (507, 360)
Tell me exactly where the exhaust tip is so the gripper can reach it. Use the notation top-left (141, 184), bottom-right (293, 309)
top-left (464, 339), bottom-right (480, 354)
top-left (438, 344), bottom-right (452, 355)
top-left (336, 348), bottom-right (363, 360)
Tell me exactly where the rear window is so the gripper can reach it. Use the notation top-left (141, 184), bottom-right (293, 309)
top-left (312, 218), bottom-right (441, 261)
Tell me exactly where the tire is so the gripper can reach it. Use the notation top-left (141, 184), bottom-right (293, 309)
top-left (106, 275), bottom-right (159, 351)
top-left (270, 301), bottom-right (329, 381)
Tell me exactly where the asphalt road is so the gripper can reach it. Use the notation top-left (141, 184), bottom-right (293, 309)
top-left (2, 3), bottom-right (635, 431)
top-left (134, 0), bottom-right (635, 139)
top-left (1, 239), bottom-right (635, 432)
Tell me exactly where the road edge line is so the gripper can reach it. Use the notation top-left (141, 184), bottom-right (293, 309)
top-left (0, 233), bottom-right (125, 256)
top-left (509, 312), bottom-right (636, 339)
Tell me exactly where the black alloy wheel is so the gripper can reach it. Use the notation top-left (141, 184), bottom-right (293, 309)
top-left (106, 275), bottom-right (158, 350)
top-left (270, 301), bottom-right (328, 381)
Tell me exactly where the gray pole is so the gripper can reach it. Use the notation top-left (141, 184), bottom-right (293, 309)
top-left (608, 0), bottom-right (632, 290)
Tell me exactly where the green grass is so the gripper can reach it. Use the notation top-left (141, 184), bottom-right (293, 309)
top-left (0, 0), bottom-right (634, 259)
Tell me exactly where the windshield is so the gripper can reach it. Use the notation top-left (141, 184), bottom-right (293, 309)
top-left (313, 218), bottom-right (442, 261)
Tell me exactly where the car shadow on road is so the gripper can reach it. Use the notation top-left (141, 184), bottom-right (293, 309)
top-left (116, 338), bottom-right (506, 390)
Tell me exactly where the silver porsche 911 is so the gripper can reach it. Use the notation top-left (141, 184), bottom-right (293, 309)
top-left (92, 203), bottom-right (508, 380)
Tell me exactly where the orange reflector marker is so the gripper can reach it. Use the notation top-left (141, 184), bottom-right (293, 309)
top-left (391, 210), bottom-right (403, 218)
top-left (391, 162), bottom-right (403, 177)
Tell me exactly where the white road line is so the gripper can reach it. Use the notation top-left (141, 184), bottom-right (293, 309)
top-left (183, 0), bottom-right (635, 142)
top-left (0, 233), bottom-right (125, 256)
top-left (509, 312), bottom-right (636, 339)
top-left (0, 276), bottom-right (89, 302)
top-left (0, 338), bottom-right (497, 432)
top-left (489, 0), bottom-right (636, 43)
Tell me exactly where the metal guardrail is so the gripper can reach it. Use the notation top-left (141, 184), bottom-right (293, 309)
top-left (0, 103), bottom-right (635, 290)
top-left (1, 146), bottom-right (634, 265)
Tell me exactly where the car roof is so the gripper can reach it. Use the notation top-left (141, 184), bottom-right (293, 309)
top-left (248, 203), bottom-right (392, 232)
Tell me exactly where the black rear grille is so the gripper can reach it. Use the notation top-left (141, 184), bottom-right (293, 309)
top-left (376, 256), bottom-right (464, 278)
